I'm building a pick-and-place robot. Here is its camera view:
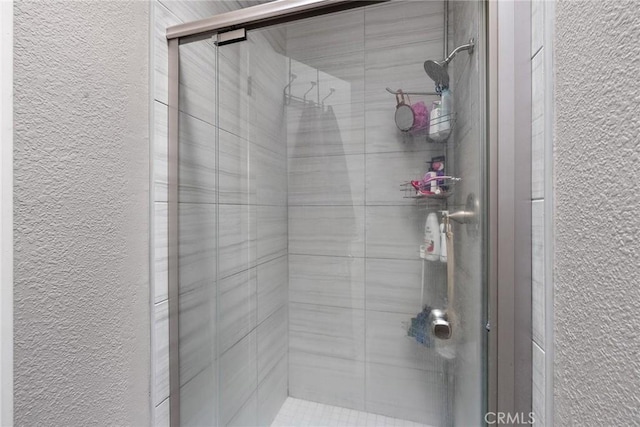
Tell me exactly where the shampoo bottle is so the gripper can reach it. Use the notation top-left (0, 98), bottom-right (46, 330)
top-left (424, 213), bottom-right (440, 261)
top-left (439, 218), bottom-right (447, 263)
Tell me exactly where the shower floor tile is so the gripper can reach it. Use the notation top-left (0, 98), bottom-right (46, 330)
top-left (270, 397), bottom-right (434, 427)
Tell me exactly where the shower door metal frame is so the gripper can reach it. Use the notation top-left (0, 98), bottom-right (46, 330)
top-left (165, 0), bottom-right (531, 425)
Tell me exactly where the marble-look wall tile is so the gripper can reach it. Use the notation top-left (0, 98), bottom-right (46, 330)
top-left (532, 200), bottom-right (545, 348)
top-left (154, 301), bottom-right (170, 406)
top-left (153, 3), bottom-right (181, 105)
top-left (365, 151), bottom-right (443, 205)
top-left (179, 282), bottom-right (216, 386)
top-left (290, 303), bottom-right (365, 361)
top-left (178, 112), bottom-right (216, 204)
top-left (227, 391), bottom-right (258, 427)
top-left (220, 330), bottom-right (258, 426)
top-left (289, 205), bottom-right (365, 257)
top-left (365, 310), bottom-right (444, 372)
top-left (219, 268), bottom-right (257, 355)
top-left (254, 143), bottom-right (288, 207)
top-left (219, 129), bottom-right (255, 205)
top-left (531, 0), bottom-right (544, 57)
top-left (219, 204), bottom-right (257, 279)
top-left (289, 254), bottom-right (365, 309)
top-left (289, 350), bottom-right (365, 411)
top-left (218, 41), bottom-right (251, 141)
top-left (154, 203), bottom-right (168, 303)
top-left (365, 362), bottom-right (441, 424)
top-left (286, 100), bottom-right (365, 158)
top-left (258, 355), bottom-right (288, 427)
top-left (531, 52), bottom-right (545, 199)
top-left (257, 305), bottom-right (288, 384)
top-left (286, 9), bottom-right (364, 61)
top-left (365, 205), bottom-right (423, 260)
top-left (179, 40), bottom-right (216, 125)
top-left (179, 203), bottom-right (216, 295)
top-left (365, 258), bottom-right (425, 314)
top-left (288, 154), bottom-right (365, 206)
top-left (180, 364), bottom-right (217, 427)
top-left (257, 255), bottom-right (288, 324)
top-left (155, 397), bottom-right (170, 427)
top-left (153, 101), bottom-right (168, 202)
top-left (532, 342), bottom-right (546, 426)
top-left (257, 205), bottom-right (287, 265)
top-left (159, 0), bottom-right (234, 24)
top-left (364, 0), bottom-right (444, 51)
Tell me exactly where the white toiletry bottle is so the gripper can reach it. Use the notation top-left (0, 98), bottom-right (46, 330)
top-left (429, 101), bottom-right (442, 140)
top-left (439, 217), bottom-right (447, 263)
top-left (439, 89), bottom-right (452, 138)
top-left (424, 213), bottom-right (440, 261)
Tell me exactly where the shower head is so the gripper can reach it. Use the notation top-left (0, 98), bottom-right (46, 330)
top-left (423, 38), bottom-right (476, 88)
top-left (423, 59), bottom-right (450, 88)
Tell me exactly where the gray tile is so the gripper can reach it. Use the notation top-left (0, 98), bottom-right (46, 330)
top-left (257, 205), bottom-right (287, 265)
top-left (178, 113), bottom-right (216, 204)
top-left (290, 303), bottom-right (365, 361)
top-left (257, 255), bottom-right (288, 324)
top-left (364, 0), bottom-right (444, 50)
top-left (154, 202), bottom-right (168, 303)
top-left (254, 144), bottom-right (287, 206)
top-left (153, 101), bottom-right (168, 202)
top-left (286, 8), bottom-right (364, 61)
top-left (257, 305), bottom-right (288, 384)
top-left (155, 397), bottom-right (170, 427)
top-left (218, 41), bottom-right (252, 140)
top-left (365, 258), bottom-right (426, 314)
top-left (227, 390), bottom-right (257, 427)
top-left (287, 101), bottom-right (365, 158)
top-left (289, 254), bottom-right (365, 309)
top-left (258, 355), bottom-right (288, 427)
top-left (179, 203), bottom-right (216, 295)
top-left (365, 205), bottom-right (423, 260)
top-left (219, 204), bottom-right (257, 279)
top-left (532, 342), bottom-right (546, 426)
top-left (532, 200), bottom-right (545, 348)
top-left (289, 350), bottom-right (365, 411)
top-left (159, 0), bottom-right (234, 24)
top-left (289, 206), bottom-right (365, 257)
top-left (153, 2), bottom-right (181, 104)
top-left (365, 362), bottom-right (442, 423)
top-left (220, 331), bottom-right (258, 426)
top-left (180, 364), bottom-right (217, 427)
top-left (219, 268), bottom-right (257, 355)
top-left (531, 0), bottom-right (544, 57)
top-left (531, 52), bottom-right (545, 199)
top-left (179, 282), bottom-right (216, 386)
top-left (366, 310), bottom-right (445, 372)
top-left (154, 301), bottom-right (169, 406)
top-left (366, 151), bottom-right (444, 205)
top-left (219, 129), bottom-right (255, 205)
top-left (179, 40), bottom-right (217, 124)
top-left (288, 154), bottom-right (365, 206)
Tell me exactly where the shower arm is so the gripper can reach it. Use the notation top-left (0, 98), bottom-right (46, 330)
top-left (443, 38), bottom-right (475, 65)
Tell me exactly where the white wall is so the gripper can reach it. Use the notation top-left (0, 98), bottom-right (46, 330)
top-left (13, 2), bottom-right (151, 425)
top-left (0, 1), bottom-right (14, 425)
top-left (554, 0), bottom-right (640, 424)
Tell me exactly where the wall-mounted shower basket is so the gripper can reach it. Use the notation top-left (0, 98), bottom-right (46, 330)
top-left (400, 176), bottom-right (460, 201)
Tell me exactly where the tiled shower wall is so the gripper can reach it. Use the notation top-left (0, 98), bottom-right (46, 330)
top-left (151, 1), bottom-right (288, 426)
top-left (285, 2), bottom-right (453, 424)
top-left (447, 2), bottom-right (484, 426)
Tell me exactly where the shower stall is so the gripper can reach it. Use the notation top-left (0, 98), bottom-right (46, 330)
top-left (164, 0), bottom-right (489, 425)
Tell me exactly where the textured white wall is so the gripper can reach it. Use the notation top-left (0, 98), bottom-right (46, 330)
top-left (554, 1), bottom-right (640, 424)
top-left (13, 1), bottom-right (151, 425)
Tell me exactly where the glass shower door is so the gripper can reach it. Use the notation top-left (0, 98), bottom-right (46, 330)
top-left (173, 1), bottom-right (488, 426)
